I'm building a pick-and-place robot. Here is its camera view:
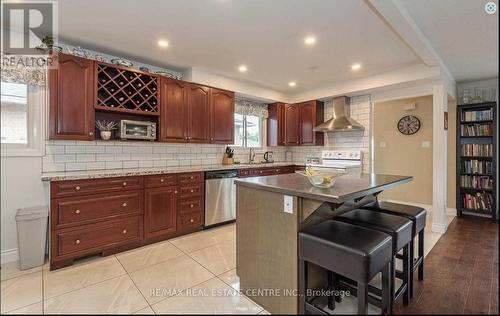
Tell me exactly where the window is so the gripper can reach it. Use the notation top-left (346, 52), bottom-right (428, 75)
top-left (1, 81), bottom-right (45, 156)
top-left (1, 82), bottom-right (28, 144)
top-left (234, 113), bottom-right (262, 148)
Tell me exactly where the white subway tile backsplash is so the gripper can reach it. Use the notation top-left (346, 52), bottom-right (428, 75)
top-left (86, 162), bottom-right (106, 170)
top-left (65, 146), bottom-right (87, 154)
top-left (54, 154), bottom-right (76, 163)
top-left (76, 154), bottom-right (96, 162)
top-left (122, 161), bottom-right (139, 169)
top-left (138, 161), bottom-right (153, 168)
top-left (43, 162), bottom-right (65, 172)
top-left (105, 161), bottom-right (123, 169)
top-left (66, 162), bottom-right (87, 171)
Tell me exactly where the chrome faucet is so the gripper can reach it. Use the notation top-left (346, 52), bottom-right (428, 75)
top-left (249, 148), bottom-right (256, 164)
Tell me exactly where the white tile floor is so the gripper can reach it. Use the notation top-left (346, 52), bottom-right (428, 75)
top-left (0, 212), bottom-right (455, 314)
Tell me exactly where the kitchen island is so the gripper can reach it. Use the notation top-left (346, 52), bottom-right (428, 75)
top-left (234, 172), bottom-right (412, 314)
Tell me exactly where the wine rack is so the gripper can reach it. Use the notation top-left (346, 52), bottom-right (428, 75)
top-left (456, 102), bottom-right (497, 220)
top-left (95, 63), bottom-right (159, 115)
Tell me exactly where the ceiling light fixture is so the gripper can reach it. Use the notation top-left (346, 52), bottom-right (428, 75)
top-left (304, 36), bottom-right (316, 45)
top-left (158, 40), bottom-right (169, 48)
top-left (351, 63), bottom-right (362, 70)
top-left (238, 65), bottom-right (248, 73)
top-left (289, 81), bottom-right (297, 87)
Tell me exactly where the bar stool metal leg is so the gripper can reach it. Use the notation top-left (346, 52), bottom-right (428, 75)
top-left (299, 259), bottom-right (308, 315)
top-left (409, 239), bottom-right (415, 298)
top-left (403, 244), bottom-right (410, 305)
top-left (327, 271), bottom-right (335, 310)
top-left (418, 230), bottom-right (425, 280)
top-left (357, 282), bottom-right (368, 314)
top-left (381, 261), bottom-right (391, 315)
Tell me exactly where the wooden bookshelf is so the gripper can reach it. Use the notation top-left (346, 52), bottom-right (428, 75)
top-left (456, 102), bottom-right (497, 220)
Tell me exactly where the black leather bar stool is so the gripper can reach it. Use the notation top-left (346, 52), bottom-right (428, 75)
top-left (362, 201), bottom-right (427, 297)
top-left (334, 209), bottom-right (413, 312)
top-left (299, 220), bottom-right (393, 315)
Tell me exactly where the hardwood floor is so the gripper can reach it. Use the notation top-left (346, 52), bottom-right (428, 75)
top-left (395, 217), bottom-right (499, 314)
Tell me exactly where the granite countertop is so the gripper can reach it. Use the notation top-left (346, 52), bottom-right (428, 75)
top-left (41, 162), bottom-right (302, 181)
top-left (235, 172), bottom-right (412, 204)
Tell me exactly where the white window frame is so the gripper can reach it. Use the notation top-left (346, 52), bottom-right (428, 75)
top-left (1, 84), bottom-right (46, 157)
top-left (234, 114), bottom-right (263, 149)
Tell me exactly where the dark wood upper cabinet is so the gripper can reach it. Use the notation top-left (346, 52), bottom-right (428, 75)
top-left (267, 103), bottom-right (285, 146)
top-left (210, 88), bottom-right (235, 144)
top-left (186, 84), bottom-right (210, 143)
top-left (299, 101), bottom-right (324, 146)
top-left (144, 187), bottom-right (177, 239)
top-left (160, 78), bottom-right (187, 142)
top-left (284, 104), bottom-right (300, 145)
top-left (49, 53), bottom-right (94, 140)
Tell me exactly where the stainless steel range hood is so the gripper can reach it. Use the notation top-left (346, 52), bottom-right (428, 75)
top-left (314, 96), bottom-right (365, 132)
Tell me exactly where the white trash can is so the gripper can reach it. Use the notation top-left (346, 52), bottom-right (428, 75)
top-left (15, 206), bottom-right (48, 270)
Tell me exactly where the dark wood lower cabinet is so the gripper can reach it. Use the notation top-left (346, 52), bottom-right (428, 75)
top-left (49, 172), bottom-right (204, 270)
top-left (144, 186), bottom-right (177, 239)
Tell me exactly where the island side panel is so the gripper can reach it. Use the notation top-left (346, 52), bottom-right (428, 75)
top-left (236, 185), bottom-right (299, 314)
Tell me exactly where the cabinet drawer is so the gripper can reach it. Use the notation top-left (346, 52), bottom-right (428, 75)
top-left (252, 168), bottom-right (276, 177)
top-left (51, 176), bottom-right (143, 198)
top-left (53, 191), bottom-right (143, 228)
top-left (178, 212), bottom-right (203, 229)
top-left (238, 169), bottom-right (252, 178)
top-left (55, 216), bottom-right (142, 257)
top-left (179, 172), bottom-right (204, 184)
top-left (145, 174), bottom-right (177, 188)
top-left (180, 183), bottom-right (204, 198)
top-left (179, 197), bottom-right (204, 215)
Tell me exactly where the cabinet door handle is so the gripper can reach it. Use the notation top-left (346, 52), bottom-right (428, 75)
top-left (174, 190), bottom-right (178, 194)
top-left (122, 229), bottom-right (127, 234)
top-left (75, 186), bottom-right (81, 191)
top-left (189, 219), bottom-right (194, 223)
top-left (210, 137), bottom-right (214, 141)
top-left (75, 209), bottom-right (80, 214)
top-left (89, 132), bottom-right (94, 136)
top-left (190, 204), bottom-right (194, 208)
top-left (75, 239), bottom-right (81, 245)
top-left (190, 176), bottom-right (194, 180)
top-left (160, 179), bottom-right (165, 183)
top-left (122, 182), bottom-right (127, 186)
top-left (122, 202), bottom-right (127, 207)
top-left (190, 189), bottom-right (194, 193)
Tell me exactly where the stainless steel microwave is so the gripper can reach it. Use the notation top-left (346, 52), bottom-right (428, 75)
top-left (116, 120), bottom-right (156, 141)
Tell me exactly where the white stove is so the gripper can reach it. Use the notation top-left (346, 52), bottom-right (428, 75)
top-left (308, 150), bottom-right (363, 173)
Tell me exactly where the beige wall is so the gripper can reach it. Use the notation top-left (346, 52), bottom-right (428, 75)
top-left (447, 100), bottom-right (457, 208)
top-left (374, 96), bottom-right (434, 204)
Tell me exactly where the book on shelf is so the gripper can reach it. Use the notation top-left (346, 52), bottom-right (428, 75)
top-left (460, 144), bottom-right (493, 157)
top-left (461, 159), bottom-right (493, 174)
top-left (460, 123), bottom-right (493, 136)
top-left (461, 109), bottom-right (493, 122)
top-left (462, 191), bottom-right (493, 212)
top-left (459, 175), bottom-right (493, 190)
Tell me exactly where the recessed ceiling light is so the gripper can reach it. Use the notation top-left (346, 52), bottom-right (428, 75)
top-left (351, 63), bottom-right (362, 70)
top-left (158, 40), bottom-right (169, 48)
top-left (289, 81), bottom-right (297, 87)
top-left (238, 65), bottom-right (248, 73)
top-left (304, 36), bottom-right (316, 45)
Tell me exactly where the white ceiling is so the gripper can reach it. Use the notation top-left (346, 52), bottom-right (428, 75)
top-left (400, 0), bottom-right (499, 82)
top-left (55, 0), bottom-right (498, 95)
top-left (56, 0), bottom-right (421, 94)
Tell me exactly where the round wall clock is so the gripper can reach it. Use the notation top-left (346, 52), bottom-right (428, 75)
top-left (397, 115), bottom-right (421, 135)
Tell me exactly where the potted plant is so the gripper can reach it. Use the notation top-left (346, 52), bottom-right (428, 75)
top-left (95, 120), bottom-right (118, 140)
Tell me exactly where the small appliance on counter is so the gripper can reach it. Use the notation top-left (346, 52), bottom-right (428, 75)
top-left (222, 146), bottom-right (234, 165)
top-left (116, 119), bottom-right (156, 141)
top-left (263, 151), bottom-right (274, 163)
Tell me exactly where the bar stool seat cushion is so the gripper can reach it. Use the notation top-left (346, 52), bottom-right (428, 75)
top-left (299, 220), bottom-right (392, 282)
top-left (362, 201), bottom-right (426, 236)
top-left (335, 209), bottom-right (413, 252)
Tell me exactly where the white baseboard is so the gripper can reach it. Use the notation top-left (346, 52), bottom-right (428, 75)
top-left (1, 248), bottom-right (19, 264)
top-left (431, 223), bottom-right (448, 234)
top-left (447, 208), bottom-right (457, 217)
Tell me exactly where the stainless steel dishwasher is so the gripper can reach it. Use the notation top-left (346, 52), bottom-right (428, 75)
top-left (204, 170), bottom-right (238, 227)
